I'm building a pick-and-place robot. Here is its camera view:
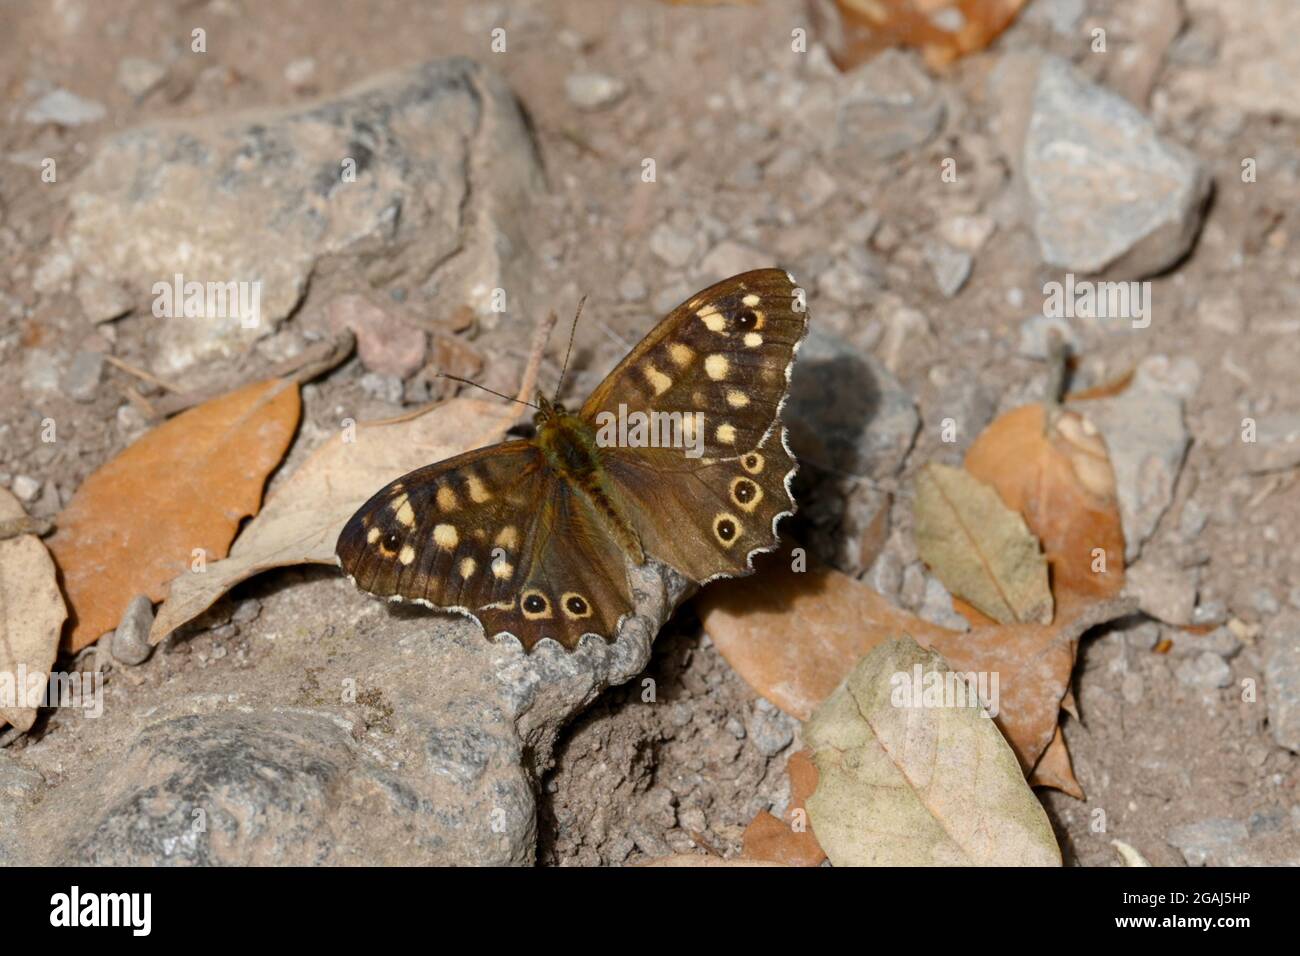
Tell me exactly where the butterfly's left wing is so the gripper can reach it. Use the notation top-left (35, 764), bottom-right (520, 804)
top-left (337, 440), bottom-right (636, 650)
top-left (581, 268), bottom-right (807, 583)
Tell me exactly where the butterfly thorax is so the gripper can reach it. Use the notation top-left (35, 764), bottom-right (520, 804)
top-left (534, 402), bottom-right (646, 564)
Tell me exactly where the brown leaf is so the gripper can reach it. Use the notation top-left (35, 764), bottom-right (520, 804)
top-left (805, 637), bottom-right (1061, 866)
top-left (149, 397), bottom-right (518, 644)
top-left (964, 404), bottom-right (1125, 601)
top-left (0, 489), bottom-right (67, 731)
top-left (741, 749), bottom-right (826, 866)
top-left (913, 462), bottom-right (1054, 626)
top-left (48, 379), bottom-right (301, 651)
top-left (815, 0), bottom-right (1030, 71)
top-left (1029, 724), bottom-right (1084, 799)
top-left (699, 550), bottom-right (1131, 771)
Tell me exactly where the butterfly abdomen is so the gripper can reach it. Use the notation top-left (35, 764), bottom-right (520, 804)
top-left (537, 414), bottom-right (645, 564)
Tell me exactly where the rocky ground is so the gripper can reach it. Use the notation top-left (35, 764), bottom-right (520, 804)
top-left (2, 0), bottom-right (1299, 866)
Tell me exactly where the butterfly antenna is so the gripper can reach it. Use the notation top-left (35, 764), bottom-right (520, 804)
top-left (553, 295), bottom-right (587, 404)
top-left (438, 373), bottom-right (539, 409)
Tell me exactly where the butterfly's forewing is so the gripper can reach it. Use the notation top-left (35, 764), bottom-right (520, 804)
top-left (584, 268), bottom-right (807, 583)
top-left (580, 269), bottom-right (805, 458)
top-left (336, 441), bottom-right (635, 650)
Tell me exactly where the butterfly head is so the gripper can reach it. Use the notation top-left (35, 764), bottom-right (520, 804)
top-left (533, 392), bottom-right (570, 426)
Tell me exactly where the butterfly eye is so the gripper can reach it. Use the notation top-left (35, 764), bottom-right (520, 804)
top-left (567, 595), bottom-right (587, 614)
top-left (736, 309), bottom-right (758, 330)
top-left (383, 531), bottom-right (401, 550)
top-left (523, 593), bottom-right (548, 614)
top-left (713, 514), bottom-right (739, 546)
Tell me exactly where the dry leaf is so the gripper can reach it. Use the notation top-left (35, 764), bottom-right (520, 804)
top-left (741, 749), bottom-right (826, 866)
top-left (965, 404), bottom-right (1124, 601)
top-left (914, 462), bottom-right (1053, 625)
top-left (699, 550), bottom-right (1130, 771)
top-left (48, 379), bottom-right (300, 652)
top-left (1111, 839), bottom-right (1152, 867)
top-left (149, 397), bottom-right (517, 644)
top-left (0, 489), bottom-right (67, 731)
top-left (1027, 724), bottom-right (1084, 799)
top-left (805, 636), bottom-right (1061, 866)
top-left (814, 0), bottom-right (1030, 71)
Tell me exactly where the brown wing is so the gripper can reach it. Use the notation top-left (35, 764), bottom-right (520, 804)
top-left (581, 268), bottom-right (806, 583)
top-left (580, 268), bottom-right (806, 458)
top-left (336, 441), bottom-right (635, 651)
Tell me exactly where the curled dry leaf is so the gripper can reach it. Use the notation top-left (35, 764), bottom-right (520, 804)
top-left (48, 378), bottom-right (300, 652)
top-left (805, 636), bottom-right (1061, 866)
top-left (149, 397), bottom-right (518, 644)
top-left (1027, 724), bottom-right (1084, 799)
top-left (741, 749), bottom-right (827, 866)
top-left (913, 462), bottom-right (1054, 626)
top-left (813, 0), bottom-right (1030, 71)
top-left (0, 488), bottom-right (68, 731)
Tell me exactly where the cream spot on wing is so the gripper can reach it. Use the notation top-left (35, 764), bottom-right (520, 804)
top-left (698, 310), bottom-right (727, 333)
top-left (465, 474), bottom-right (491, 504)
top-left (433, 524), bottom-right (458, 549)
top-left (669, 343), bottom-right (694, 367)
top-left (436, 486), bottom-right (458, 511)
top-left (495, 526), bottom-right (518, 550)
top-left (716, 423), bottom-right (736, 444)
top-left (493, 560), bottom-right (514, 580)
top-left (705, 354), bottom-right (729, 380)
top-left (742, 293), bottom-right (761, 307)
top-left (459, 557), bottom-right (476, 579)
top-left (644, 364), bottom-right (672, 396)
top-left (367, 527), bottom-right (381, 544)
top-left (744, 332), bottom-right (763, 348)
top-left (391, 493), bottom-right (415, 528)
top-left (726, 389), bottom-right (749, 408)
top-left (398, 544), bottom-right (416, 565)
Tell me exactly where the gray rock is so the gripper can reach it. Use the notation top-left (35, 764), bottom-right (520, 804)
top-left (1174, 652), bottom-right (1232, 689)
top-left (61, 350), bottom-right (104, 403)
top-left (564, 72), bottom-right (627, 111)
top-left (10, 475), bottom-right (41, 503)
top-left (111, 595), bottom-right (155, 666)
top-left (75, 274), bottom-right (134, 323)
top-left (649, 222), bottom-right (698, 269)
top-left (1124, 621), bottom-right (1162, 653)
top-left (1072, 356), bottom-right (1191, 561)
top-left (10, 562), bottom-right (687, 865)
top-left (1004, 54), bottom-right (1210, 279)
top-left (1169, 626), bottom-right (1242, 660)
top-left (1242, 411), bottom-right (1300, 474)
top-left (1125, 560), bottom-right (1197, 626)
top-left (0, 755), bottom-right (46, 865)
top-left (746, 699), bottom-right (796, 757)
top-left (1166, 818), bottom-right (1250, 866)
top-left (25, 88), bottom-right (106, 126)
top-left (833, 50), bottom-right (945, 162)
top-left (359, 372), bottom-right (405, 405)
top-left (21, 349), bottom-right (61, 397)
top-left (1264, 612), bottom-right (1300, 752)
top-left (923, 241), bottom-right (972, 298)
top-left (1018, 313), bottom-right (1079, 360)
top-left (786, 327), bottom-right (919, 481)
top-left (116, 58), bottom-right (167, 99)
top-left (63, 58), bottom-right (544, 375)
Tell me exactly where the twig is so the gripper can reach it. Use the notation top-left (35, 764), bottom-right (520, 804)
top-left (516, 310), bottom-right (558, 406)
top-left (103, 355), bottom-right (185, 393)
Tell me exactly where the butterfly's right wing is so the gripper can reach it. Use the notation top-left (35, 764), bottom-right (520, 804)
top-left (336, 440), bottom-right (635, 651)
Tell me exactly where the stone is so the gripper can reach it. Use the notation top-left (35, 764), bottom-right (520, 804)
top-left (1174, 652), bottom-right (1232, 689)
top-left (116, 58), bottom-right (167, 99)
top-left (998, 54), bottom-right (1210, 279)
top-left (323, 294), bottom-right (426, 380)
top-left (61, 350), bottom-right (104, 403)
top-left (111, 595), bottom-right (155, 667)
top-left (697, 241), bottom-right (768, 284)
top-left (923, 241), bottom-right (972, 298)
top-left (1264, 612), bottom-right (1300, 752)
top-left (832, 50), bottom-right (945, 163)
top-left (1166, 818), bottom-right (1249, 866)
top-left (1071, 356), bottom-right (1191, 561)
top-left (4, 560), bottom-right (687, 865)
top-left (937, 215), bottom-right (995, 252)
top-left (25, 88), bottom-right (106, 126)
top-left (62, 59), bottom-right (544, 375)
top-left (745, 699), bottom-right (796, 758)
top-left (1125, 560), bottom-right (1197, 626)
top-left (21, 349), bottom-right (61, 397)
top-left (11, 475), bottom-right (42, 503)
top-left (1169, 626), bottom-right (1242, 660)
top-left (564, 72), bottom-right (627, 111)
top-left (1242, 411), bottom-right (1300, 474)
top-left (359, 372), bottom-right (404, 405)
top-left (75, 273), bottom-right (134, 323)
top-left (649, 222), bottom-right (697, 269)
top-left (785, 327), bottom-right (919, 481)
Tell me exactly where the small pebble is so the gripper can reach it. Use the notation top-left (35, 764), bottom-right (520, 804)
top-left (11, 475), bottom-right (41, 502)
top-left (565, 72), bottom-right (627, 111)
top-left (111, 595), bottom-right (155, 666)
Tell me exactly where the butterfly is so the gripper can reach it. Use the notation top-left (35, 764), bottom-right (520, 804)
top-left (336, 268), bottom-right (807, 652)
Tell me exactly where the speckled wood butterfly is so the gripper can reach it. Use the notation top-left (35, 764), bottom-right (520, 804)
top-left (336, 268), bottom-right (807, 651)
